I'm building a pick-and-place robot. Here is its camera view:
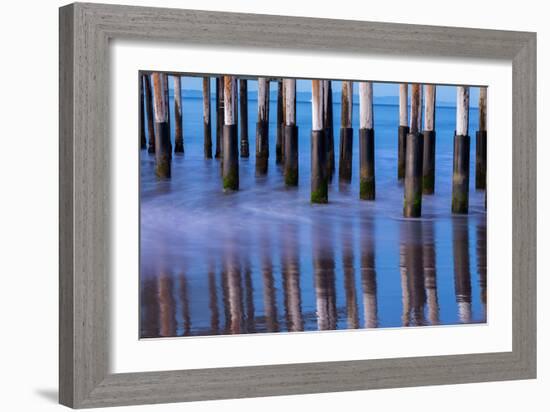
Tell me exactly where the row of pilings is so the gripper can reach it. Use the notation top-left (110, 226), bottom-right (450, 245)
top-left (139, 72), bottom-right (488, 217)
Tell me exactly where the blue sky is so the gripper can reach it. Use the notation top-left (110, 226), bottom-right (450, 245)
top-left (177, 76), bottom-right (480, 106)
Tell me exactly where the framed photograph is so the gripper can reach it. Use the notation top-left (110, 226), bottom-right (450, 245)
top-left (59, 2), bottom-right (536, 408)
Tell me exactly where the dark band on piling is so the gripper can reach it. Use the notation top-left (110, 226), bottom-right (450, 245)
top-left (359, 128), bottom-right (375, 200)
top-left (422, 130), bottom-right (436, 194)
top-left (403, 132), bottom-right (423, 217)
top-left (475, 130), bottom-right (487, 190)
top-left (256, 120), bottom-right (269, 175)
top-left (222, 124), bottom-right (239, 191)
top-left (284, 125), bottom-right (299, 186)
top-left (311, 130), bottom-right (328, 203)
top-left (338, 127), bottom-right (353, 182)
top-left (154, 121), bottom-right (171, 179)
top-left (452, 134), bottom-right (470, 214)
top-left (239, 79), bottom-right (249, 158)
top-left (397, 125), bottom-right (409, 180)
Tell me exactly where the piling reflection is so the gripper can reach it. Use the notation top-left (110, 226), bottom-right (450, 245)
top-left (178, 272), bottom-right (191, 336)
top-left (359, 220), bottom-right (378, 328)
top-left (139, 213), bottom-right (486, 337)
top-left (225, 242), bottom-right (244, 334)
top-left (423, 221), bottom-right (440, 325)
top-left (400, 221), bottom-right (427, 327)
top-left (313, 223), bottom-right (337, 331)
top-left (453, 219), bottom-right (472, 323)
top-left (477, 222), bottom-right (487, 322)
top-left (158, 272), bottom-right (177, 337)
top-left (281, 223), bottom-right (304, 332)
top-left (342, 224), bottom-right (359, 329)
top-left (207, 266), bottom-right (220, 334)
top-left (261, 235), bottom-right (279, 333)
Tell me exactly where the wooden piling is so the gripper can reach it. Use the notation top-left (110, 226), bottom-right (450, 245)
top-left (339, 80), bottom-right (354, 183)
top-left (476, 86), bottom-right (487, 190)
top-left (139, 74), bottom-right (146, 149)
top-left (239, 79), bottom-right (249, 157)
top-left (324, 81), bottom-right (335, 180)
top-left (276, 80), bottom-right (284, 164)
top-left (215, 77), bottom-right (224, 159)
top-left (173, 75), bottom-right (184, 153)
top-left (143, 74), bottom-right (156, 153)
top-left (311, 80), bottom-right (328, 203)
top-left (222, 76), bottom-right (239, 191)
top-left (283, 79), bottom-right (298, 186)
top-left (256, 77), bottom-right (270, 174)
top-left (164, 74), bottom-right (171, 133)
top-left (452, 86), bottom-right (471, 214)
top-left (403, 84), bottom-right (423, 217)
top-left (202, 77), bottom-right (212, 158)
top-left (359, 82), bottom-right (375, 200)
top-left (151, 72), bottom-right (171, 178)
top-left (398, 83), bottom-right (409, 179)
top-left (422, 84), bottom-right (436, 194)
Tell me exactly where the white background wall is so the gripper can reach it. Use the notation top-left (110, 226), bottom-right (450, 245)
top-left (0, 0), bottom-right (546, 411)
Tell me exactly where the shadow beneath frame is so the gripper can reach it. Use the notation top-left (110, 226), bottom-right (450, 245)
top-left (35, 389), bottom-right (58, 404)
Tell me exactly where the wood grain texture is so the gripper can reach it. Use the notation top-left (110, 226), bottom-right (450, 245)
top-left (59, 2), bottom-right (536, 408)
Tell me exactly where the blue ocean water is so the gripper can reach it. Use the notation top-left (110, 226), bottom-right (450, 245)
top-left (139, 81), bottom-right (486, 338)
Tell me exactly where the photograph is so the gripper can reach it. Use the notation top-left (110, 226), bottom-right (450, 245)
top-left (138, 73), bottom-right (488, 338)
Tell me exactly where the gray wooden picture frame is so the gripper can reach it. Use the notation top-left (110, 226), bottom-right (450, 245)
top-left (59, 2), bottom-right (536, 408)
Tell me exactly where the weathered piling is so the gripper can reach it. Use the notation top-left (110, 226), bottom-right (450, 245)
top-left (139, 75), bottom-right (146, 149)
top-left (281, 81), bottom-right (287, 164)
top-left (339, 80), bottom-right (354, 183)
top-left (311, 80), bottom-right (328, 203)
top-left (202, 77), bottom-right (212, 158)
top-left (283, 79), bottom-right (298, 186)
top-left (476, 87), bottom-right (487, 190)
top-left (452, 86), bottom-right (471, 214)
top-left (276, 80), bottom-right (284, 164)
top-left (222, 76), bottom-right (239, 191)
top-left (422, 84), bottom-right (436, 194)
top-left (239, 79), bottom-right (249, 157)
top-left (359, 81), bottom-right (375, 200)
top-left (143, 74), bottom-right (156, 153)
top-left (403, 84), bottom-right (423, 217)
top-left (164, 74), bottom-right (171, 132)
top-left (324, 80), bottom-right (335, 180)
top-left (173, 75), bottom-right (184, 153)
top-left (215, 77), bottom-right (224, 159)
top-left (256, 77), bottom-right (270, 174)
top-left (398, 83), bottom-right (409, 179)
top-left (151, 72), bottom-right (171, 178)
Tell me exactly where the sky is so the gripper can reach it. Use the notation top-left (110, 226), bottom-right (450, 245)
top-left (175, 76), bottom-right (480, 106)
